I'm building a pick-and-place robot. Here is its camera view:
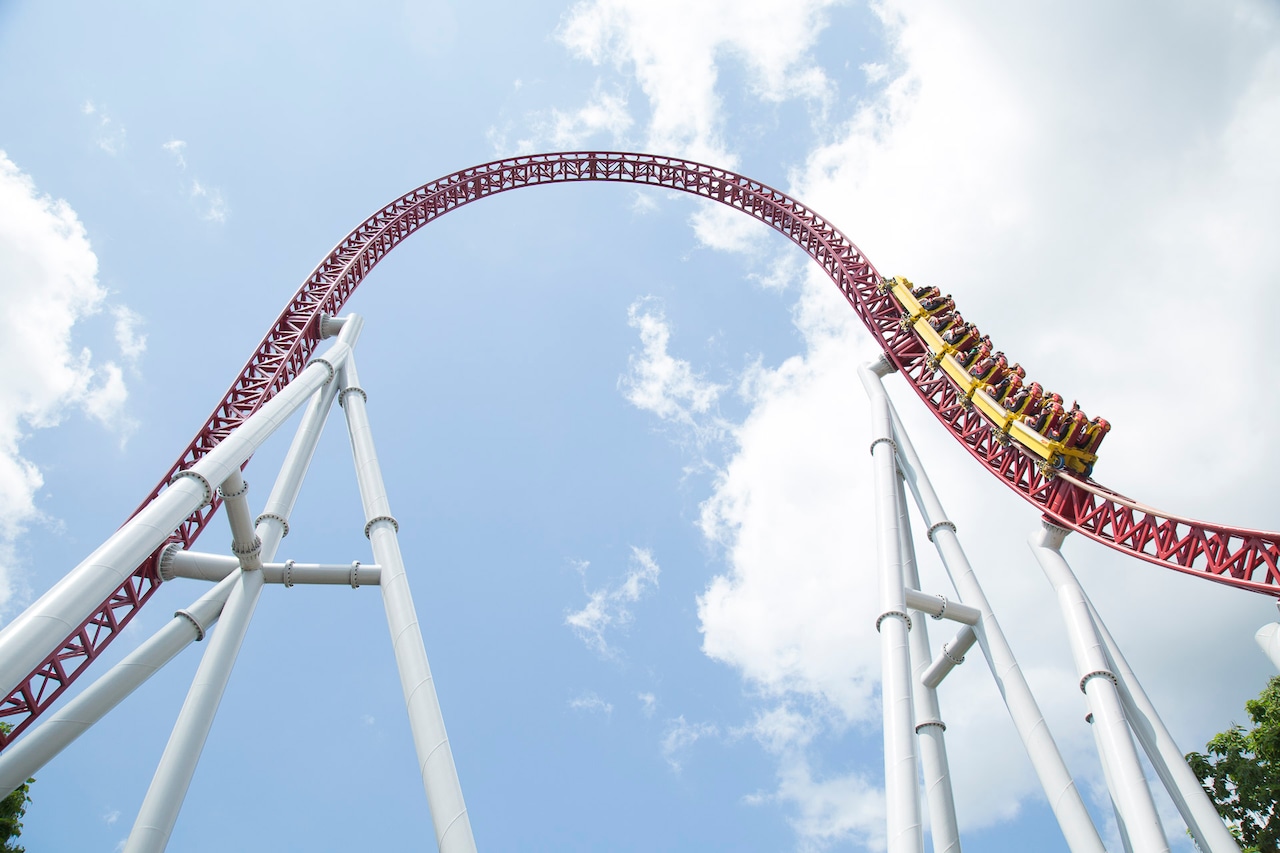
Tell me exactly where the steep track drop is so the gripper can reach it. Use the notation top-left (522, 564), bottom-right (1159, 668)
top-left (3, 151), bottom-right (1276, 749)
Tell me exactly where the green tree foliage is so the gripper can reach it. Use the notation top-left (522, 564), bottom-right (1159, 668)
top-left (0, 723), bottom-right (32, 853)
top-left (1186, 675), bottom-right (1280, 852)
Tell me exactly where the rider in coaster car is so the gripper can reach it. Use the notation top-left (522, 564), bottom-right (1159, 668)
top-left (919, 294), bottom-right (955, 315)
top-left (912, 284), bottom-right (940, 300)
top-left (1005, 382), bottom-right (1043, 417)
top-left (989, 362), bottom-right (1025, 396)
top-left (969, 352), bottom-right (1007, 384)
top-left (943, 324), bottom-right (981, 354)
top-left (960, 336), bottom-right (993, 369)
top-left (991, 372), bottom-right (1023, 404)
top-left (1050, 409), bottom-right (1087, 445)
top-left (1027, 394), bottom-right (1065, 435)
top-left (1074, 417), bottom-right (1111, 454)
top-left (928, 310), bottom-right (963, 334)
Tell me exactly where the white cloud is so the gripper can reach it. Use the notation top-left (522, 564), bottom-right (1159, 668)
top-left (597, 1), bottom-right (1280, 847)
top-left (0, 152), bottom-right (136, 615)
top-left (190, 179), bottom-right (229, 223)
top-left (621, 298), bottom-right (726, 447)
top-left (102, 808), bottom-right (120, 825)
top-left (565, 546), bottom-right (661, 658)
top-left (637, 691), bottom-right (656, 717)
top-left (735, 704), bottom-right (820, 754)
top-left (82, 100), bottom-right (126, 155)
top-left (763, 758), bottom-right (887, 853)
top-left (557, 0), bottom-right (841, 166)
top-left (569, 691), bottom-right (614, 717)
top-left (661, 715), bottom-right (718, 772)
top-left (859, 62), bottom-right (889, 84)
top-left (549, 85), bottom-right (634, 148)
top-left (161, 141), bottom-right (230, 223)
top-left (111, 305), bottom-right (147, 365)
top-left (162, 139), bottom-right (187, 170)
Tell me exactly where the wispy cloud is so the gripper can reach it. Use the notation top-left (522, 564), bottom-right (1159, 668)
top-left (111, 305), bottom-right (147, 366)
top-left (637, 691), bottom-right (656, 718)
top-left (190, 179), bottom-right (228, 223)
top-left (660, 715), bottom-right (718, 772)
top-left (565, 546), bottom-right (661, 658)
top-left (161, 140), bottom-right (229, 223)
top-left (161, 139), bottom-right (187, 170)
top-left (82, 100), bottom-right (126, 155)
top-left (568, 691), bottom-right (614, 717)
top-left (621, 298), bottom-right (727, 448)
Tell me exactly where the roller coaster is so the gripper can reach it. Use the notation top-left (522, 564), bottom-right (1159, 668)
top-left (0, 151), bottom-right (1275, 852)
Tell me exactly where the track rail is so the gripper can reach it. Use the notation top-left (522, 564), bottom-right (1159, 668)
top-left (3, 151), bottom-right (1276, 750)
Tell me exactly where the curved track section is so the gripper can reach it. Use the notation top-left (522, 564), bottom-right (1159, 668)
top-left (3, 151), bottom-right (1277, 749)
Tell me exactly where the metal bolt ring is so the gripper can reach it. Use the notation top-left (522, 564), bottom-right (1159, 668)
top-left (170, 470), bottom-right (213, 508)
top-left (926, 520), bottom-right (957, 542)
top-left (869, 436), bottom-right (898, 456)
top-left (339, 385), bottom-right (367, 407)
top-left (364, 515), bottom-right (399, 539)
top-left (875, 610), bottom-right (912, 632)
top-left (255, 513), bottom-right (290, 538)
top-left (306, 357), bottom-right (336, 384)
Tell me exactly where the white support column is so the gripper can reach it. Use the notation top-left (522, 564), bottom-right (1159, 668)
top-left (162, 550), bottom-right (380, 587)
top-left (0, 574), bottom-right (235, 798)
top-left (0, 334), bottom-right (355, 699)
top-left (897, 479), bottom-right (961, 853)
top-left (124, 472), bottom-right (267, 853)
top-left (123, 322), bottom-right (358, 852)
top-left (339, 357), bottom-right (476, 853)
top-left (862, 360), bottom-right (925, 853)
top-left (1257, 624), bottom-right (1280, 672)
top-left (1029, 522), bottom-right (1169, 853)
top-left (124, 580), bottom-right (260, 852)
top-left (877, 389), bottom-right (1105, 853)
top-left (1088, 712), bottom-right (1137, 853)
top-left (1086, 599), bottom-right (1241, 852)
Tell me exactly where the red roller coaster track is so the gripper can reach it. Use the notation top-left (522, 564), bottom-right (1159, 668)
top-left (3, 151), bottom-right (1277, 750)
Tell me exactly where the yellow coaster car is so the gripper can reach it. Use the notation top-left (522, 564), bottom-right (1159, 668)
top-left (886, 278), bottom-right (1101, 477)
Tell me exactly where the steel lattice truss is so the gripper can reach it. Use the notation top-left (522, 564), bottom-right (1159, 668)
top-left (3, 151), bottom-right (1277, 750)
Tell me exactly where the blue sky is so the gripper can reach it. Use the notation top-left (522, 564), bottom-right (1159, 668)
top-left (2, 1), bottom-right (1279, 850)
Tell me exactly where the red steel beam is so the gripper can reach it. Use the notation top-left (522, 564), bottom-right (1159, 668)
top-left (3, 151), bottom-right (1275, 750)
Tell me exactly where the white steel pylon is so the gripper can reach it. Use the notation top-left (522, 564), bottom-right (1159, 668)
top-left (0, 314), bottom-right (476, 853)
top-left (859, 357), bottom-right (1240, 853)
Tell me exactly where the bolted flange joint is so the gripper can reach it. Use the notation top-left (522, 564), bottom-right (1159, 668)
top-left (926, 520), bottom-right (957, 542)
top-left (915, 719), bottom-right (947, 733)
top-left (364, 515), bottom-right (399, 539)
top-left (869, 436), bottom-right (897, 456)
top-left (876, 609), bottom-right (912, 632)
top-left (157, 542), bottom-right (184, 582)
top-left (217, 478), bottom-right (248, 500)
top-left (1079, 669), bottom-right (1118, 694)
top-left (942, 641), bottom-right (965, 666)
top-left (175, 608), bottom-right (207, 642)
top-left (170, 469), bottom-right (213, 508)
top-left (306, 356), bottom-right (336, 384)
top-left (255, 513), bottom-right (289, 538)
top-left (338, 385), bottom-right (367, 408)
top-left (231, 535), bottom-right (263, 557)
